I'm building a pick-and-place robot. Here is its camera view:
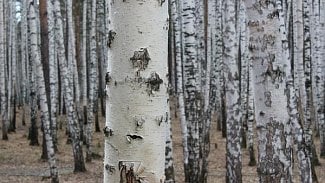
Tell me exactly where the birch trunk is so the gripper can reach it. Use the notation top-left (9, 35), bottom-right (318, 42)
top-left (54, 0), bottom-right (86, 172)
top-left (0, 0), bottom-right (8, 140)
top-left (247, 60), bottom-right (256, 166)
top-left (28, 2), bottom-right (59, 182)
top-left (171, 0), bottom-right (189, 178)
top-left (47, 0), bottom-right (58, 152)
top-left (214, 0), bottom-right (223, 131)
top-left (20, 0), bottom-right (29, 105)
top-left (277, 2), bottom-right (313, 182)
top-left (104, 1), bottom-right (168, 182)
top-left (319, 0), bottom-right (325, 158)
top-left (302, 0), bottom-right (320, 178)
top-left (224, 0), bottom-right (242, 182)
top-left (6, 0), bottom-right (16, 133)
top-left (86, 0), bottom-right (97, 162)
top-left (244, 0), bottom-right (292, 182)
top-left (165, 107), bottom-right (175, 183)
top-left (80, 0), bottom-right (88, 143)
top-left (181, 0), bottom-right (202, 181)
top-left (67, 0), bottom-right (80, 103)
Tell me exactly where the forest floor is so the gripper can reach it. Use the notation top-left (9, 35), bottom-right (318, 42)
top-left (0, 105), bottom-right (325, 183)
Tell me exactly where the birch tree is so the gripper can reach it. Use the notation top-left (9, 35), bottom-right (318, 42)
top-left (86, 0), bottom-right (97, 162)
top-left (54, 0), bottom-right (86, 172)
top-left (223, 0), bottom-right (242, 182)
top-left (319, 0), bottom-right (325, 158)
top-left (104, 0), bottom-right (169, 182)
top-left (171, 0), bottom-right (189, 179)
top-left (277, 1), bottom-right (312, 182)
top-left (80, 0), bottom-right (88, 143)
top-left (47, 0), bottom-right (59, 153)
top-left (28, 1), bottom-right (59, 182)
top-left (244, 0), bottom-right (292, 182)
top-left (0, 0), bottom-right (8, 140)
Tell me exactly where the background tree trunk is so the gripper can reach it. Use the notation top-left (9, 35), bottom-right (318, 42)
top-left (28, 2), bottom-right (59, 182)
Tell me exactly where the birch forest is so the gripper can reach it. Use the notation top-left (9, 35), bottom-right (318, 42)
top-left (0, 0), bottom-right (324, 183)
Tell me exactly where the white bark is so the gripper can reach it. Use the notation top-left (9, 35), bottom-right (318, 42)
top-left (244, 1), bottom-right (291, 182)
top-left (104, 1), bottom-right (168, 182)
top-left (319, 0), bottom-right (325, 157)
top-left (47, 0), bottom-right (58, 150)
top-left (21, 0), bottom-right (29, 105)
top-left (181, 0), bottom-right (202, 181)
top-left (293, 0), bottom-right (305, 111)
top-left (171, 0), bottom-right (188, 173)
top-left (247, 59), bottom-right (256, 166)
top-left (81, 0), bottom-right (87, 107)
top-left (0, 0), bottom-right (8, 140)
top-left (28, 1), bottom-right (59, 182)
top-left (53, 0), bottom-right (86, 172)
top-left (224, 0), bottom-right (242, 182)
top-left (86, 0), bottom-right (97, 162)
top-left (164, 106), bottom-right (175, 183)
top-left (67, 0), bottom-right (80, 102)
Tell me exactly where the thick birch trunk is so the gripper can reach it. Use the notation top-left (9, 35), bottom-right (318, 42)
top-left (28, 2), bottom-right (59, 182)
top-left (104, 1), bottom-right (168, 182)
top-left (244, 1), bottom-right (292, 182)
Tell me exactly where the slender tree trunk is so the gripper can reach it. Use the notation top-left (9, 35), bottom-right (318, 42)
top-left (104, 1), bottom-right (169, 182)
top-left (8, 0), bottom-right (17, 133)
top-left (165, 106), bottom-right (175, 183)
top-left (47, 0), bottom-right (58, 153)
top-left (303, 0), bottom-right (320, 179)
top-left (224, 0), bottom-right (242, 182)
top-left (171, 0), bottom-right (189, 179)
top-left (247, 60), bottom-right (256, 166)
top-left (181, 0), bottom-right (203, 181)
top-left (80, 0), bottom-right (88, 143)
top-left (0, 0), bottom-right (8, 141)
top-left (214, 0), bottom-right (223, 131)
top-left (28, 2), bottom-right (59, 182)
top-left (86, 0), bottom-right (97, 162)
top-left (54, 0), bottom-right (86, 172)
top-left (319, 0), bottom-right (325, 158)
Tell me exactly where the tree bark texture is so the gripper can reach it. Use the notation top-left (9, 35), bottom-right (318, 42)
top-left (104, 1), bottom-right (169, 182)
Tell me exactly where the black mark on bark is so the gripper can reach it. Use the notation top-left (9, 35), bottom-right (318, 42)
top-left (108, 30), bottom-right (116, 48)
top-left (146, 72), bottom-right (163, 93)
top-left (104, 126), bottom-right (114, 137)
top-left (130, 48), bottom-right (150, 71)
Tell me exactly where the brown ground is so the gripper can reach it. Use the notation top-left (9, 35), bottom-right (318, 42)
top-left (0, 106), bottom-right (325, 183)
